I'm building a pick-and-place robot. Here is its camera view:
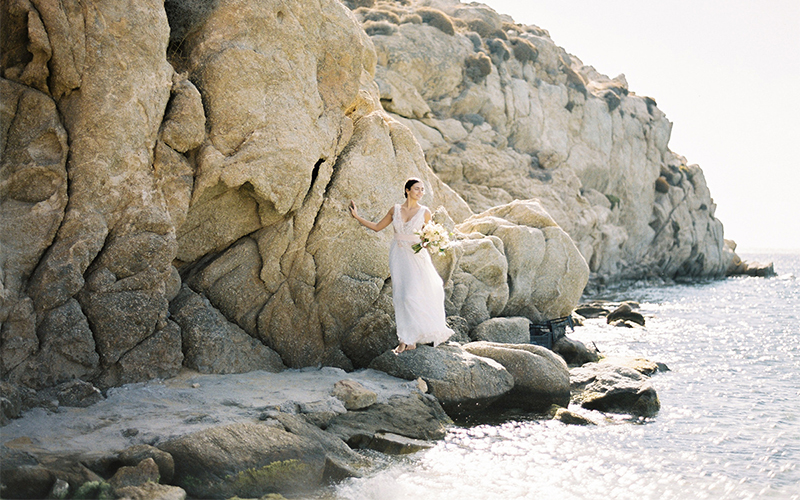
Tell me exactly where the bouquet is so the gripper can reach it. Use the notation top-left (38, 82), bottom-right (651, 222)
top-left (412, 221), bottom-right (451, 255)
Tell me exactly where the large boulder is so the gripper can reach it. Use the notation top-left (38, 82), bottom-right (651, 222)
top-left (552, 335), bottom-right (601, 366)
top-left (169, 285), bottom-right (285, 374)
top-left (457, 200), bottom-right (589, 323)
top-left (325, 392), bottom-right (452, 448)
top-left (570, 361), bottom-right (661, 417)
top-left (158, 414), bottom-right (364, 499)
top-left (439, 235), bottom-right (509, 328)
top-left (462, 342), bottom-right (570, 410)
top-left (168, 0), bottom-right (471, 372)
top-left (470, 317), bottom-right (530, 343)
top-left (369, 345), bottom-right (514, 414)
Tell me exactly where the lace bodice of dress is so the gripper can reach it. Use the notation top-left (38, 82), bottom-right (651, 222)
top-left (393, 204), bottom-right (427, 235)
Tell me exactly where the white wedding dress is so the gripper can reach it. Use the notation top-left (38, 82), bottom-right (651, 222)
top-left (389, 204), bottom-right (454, 346)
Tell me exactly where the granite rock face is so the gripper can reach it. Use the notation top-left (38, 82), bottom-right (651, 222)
top-left (354, 0), bottom-right (731, 283)
top-left (462, 341), bottom-right (571, 410)
top-left (1, 0), bottom-right (739, 391)
top-left (2, 0), bottom-right (181, 389)
top-left (169, 285), bottom-right (285, 374)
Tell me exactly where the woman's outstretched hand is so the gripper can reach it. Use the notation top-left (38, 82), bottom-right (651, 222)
top-left (349, 201), bottom-right (358, 218)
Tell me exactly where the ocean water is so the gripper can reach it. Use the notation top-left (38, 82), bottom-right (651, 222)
top-left (327, 251), bottom-right (800, 500)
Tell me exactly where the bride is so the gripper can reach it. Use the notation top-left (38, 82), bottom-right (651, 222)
top-left (349, 178), bottom-right (454, 353)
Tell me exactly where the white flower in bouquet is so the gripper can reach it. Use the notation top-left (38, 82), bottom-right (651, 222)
top-left (412, 221), bottom-right (451, 255)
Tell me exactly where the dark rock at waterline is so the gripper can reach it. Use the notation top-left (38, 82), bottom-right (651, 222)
top-left (368, 345), bottom-right (514, 415)
top-left (725, 242), bottom-right (776, 277)
top-left (606, 304), bottom-right (646, 326)
top-left (353, 432), bottom-right (435, 455)
top-left (741, 261), bottom-right (776, 277)
top-left (570, 362), bottom-right (660, 417)
top-left (609, 319), bottom-right (641, 328)
top-left (461, 342), bottom-right (571, 411)
top-left (0, 449), bottom-right (105, 500)
top-left (574, 304), bottom-right (609, 318)
top-left (552, 335), bottom-right (601, 366)
top-left (601, 356), bottom-right (669, 376)
top-left (548, 406), bottom-right (596, 426)
top-left (326, 393), bottom-right (451, 449)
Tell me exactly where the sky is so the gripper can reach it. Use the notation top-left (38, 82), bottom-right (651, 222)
top-left (479, 0), bottom-right (800, 251)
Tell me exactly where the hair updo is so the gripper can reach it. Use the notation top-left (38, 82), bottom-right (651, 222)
top-left (404, 177), bottom-right (423, 198)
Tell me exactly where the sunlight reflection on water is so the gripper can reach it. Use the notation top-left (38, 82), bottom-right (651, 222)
top-left (330, 253), bottom-right (800, 500)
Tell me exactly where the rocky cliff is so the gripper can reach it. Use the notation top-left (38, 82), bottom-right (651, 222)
top-left (0, 0), bottom-right (733, 390)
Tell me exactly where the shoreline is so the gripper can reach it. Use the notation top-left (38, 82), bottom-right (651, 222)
top-left (1, 331), bottom-right (666, 499)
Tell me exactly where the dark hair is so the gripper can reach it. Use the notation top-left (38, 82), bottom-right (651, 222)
top-left (404, 177), bottom-right (422, 198)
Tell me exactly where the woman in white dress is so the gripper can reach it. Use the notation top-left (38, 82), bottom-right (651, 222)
top-left (349, 178), bottom-right (454, 353)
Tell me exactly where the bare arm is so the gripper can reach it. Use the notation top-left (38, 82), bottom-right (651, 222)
top-left (423, 208), bottom-right (432, 224)
top-left (350, 201), bottom-right (393, 232)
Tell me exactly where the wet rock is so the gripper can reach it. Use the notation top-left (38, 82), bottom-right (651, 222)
top-left (609, 319), bottom-right (641, 328)
top-left (470, 317), bottom-right (530, 344)
top-left (359, 432), bottom-right (434, 455)
top-left (574, 304), bottom-right (609, 318)
top-left (570, 362), bottom-right (660, 417)
top-left (118, 445), bottom-right (175, 483)
top-left (601, 356), bottom-right (669, 376)
top-left (326, 393), bottom-right (452, 447)
top-left (369, 345), bottom-right (514, 414)
top-left (552, 335), bottom-right (601, 366)
top-left (549, 406), bottom-right (596, 426)
top-left (743, 261), bottom-right (776, 277)
top-left (332, 379), bottom-right (378, 410)
top-left (462, 342), bottom-right (571, 411)
top-left (606, 304), bottom-right (645, 326)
